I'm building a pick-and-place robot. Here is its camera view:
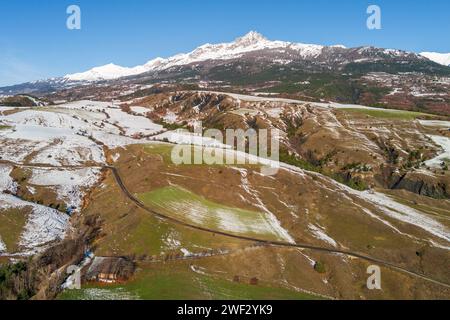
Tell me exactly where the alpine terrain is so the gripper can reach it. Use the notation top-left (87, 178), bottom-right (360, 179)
top-left (0, 31), bottom-right (449, 300)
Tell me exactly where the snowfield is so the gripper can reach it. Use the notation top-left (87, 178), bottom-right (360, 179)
top-left (0, 106), bottom-right (17, 115)
top-left (0, 193), bottom-right (69, 255)
top-left (3, 109), bottom-right (94, 132)
top-left (56, 100), bottom-right (112, 112)
top-left (420, 52), bottom-right (450, 67)
top-left (360, 191), bottom-right (450, 243)
top-left (0, 100), bottom-right (167, 165)
top-left (0, 165), bottom-right (17, 193)
top-left (105, 108), bottom-right (163, 136)
top-left (0, 237), bottom-right (6, 252)
top-left (154, 130), bottom-right (231, 148)
top-left (30, 134), bottom-right (106, 166)
top-left (0, 138), bottom-right (48, 163)
top-left (425, 135), bottom-right (450, 168)
top-left (6, 124), bottom-right (75, 141)
top-left (419, 120), bottom-right (450, 128)
top-left (0, 129), bottom-right (105, 166)
top-left (130, 106), bottom-right (151, 115)
top-left (91, 131), bottom-right (144, 148)
top-left (0, 100), bottom-right (167, 256)
top-left (29, 167), bottom-right (101, 210)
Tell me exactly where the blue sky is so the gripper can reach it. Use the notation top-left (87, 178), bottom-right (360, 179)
top-left (0, 0), bottom-right (449, 86)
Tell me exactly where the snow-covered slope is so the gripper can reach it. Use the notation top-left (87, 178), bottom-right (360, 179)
top-left (64, 31), bottom-right (330, 81)
top-left (65, 63), bottom-right (148, 81)
top-left (420, 52), bottom-right (450, 66)
top-left (0, 193), bottom-right (69, 255)
top-left (65, 31), bottom-right (438, 83)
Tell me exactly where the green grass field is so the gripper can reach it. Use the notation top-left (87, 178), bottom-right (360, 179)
top-left (58, 264), bottom-right (320, 300)
top-left (0, 207), bottom-right (30, 253)
top-left (94, 212), bottom-right (173, 256)
top-left (138, 186), bottom-right (290, 241)
top-left (91, 190), bottom-right (254, 258)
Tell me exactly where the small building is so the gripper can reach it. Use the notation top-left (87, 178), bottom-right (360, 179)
top-left (86, 257), bottom-right (135, 283)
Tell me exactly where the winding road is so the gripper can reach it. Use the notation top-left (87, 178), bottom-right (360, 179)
top-left (107, 165), bottom-right (450, 289)
top-left (2, 159), bottom-right (449, 289)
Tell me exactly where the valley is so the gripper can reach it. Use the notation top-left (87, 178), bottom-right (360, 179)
top-left (0, 90), bottom-right (449, 299)
top-left (0, 31), bottom-right (450, 301)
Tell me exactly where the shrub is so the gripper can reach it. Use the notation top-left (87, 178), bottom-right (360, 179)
top-left (314, 261), bottom-right (327, 274)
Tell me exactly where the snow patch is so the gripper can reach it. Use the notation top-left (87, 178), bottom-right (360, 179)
top-left (105, 108), bottom-right (163, 136)
top-left (29, 168), bottom-right (101, 210)
top-left (0, 193), bottom-right (69, 255)
top-left (308, 224), bottom-right (338, 247)
top-left (420, 52), bottom-right (450, 67)
top-left (130, 106), bottom-right (150, 115)
top-left (0, 237), bottom-right (6, 252)
top-left (357, 191), bottom-right (450, 244)
top-left (424, 135), bottom-right (450, 168)
top-left (0, 165), bottom-right (17, 193)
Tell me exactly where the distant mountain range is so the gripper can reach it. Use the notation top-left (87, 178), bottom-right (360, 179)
top-left (1, 31), bottom-right (450, 115)
top-left (1, 32), bottom-right (448, 86)
top-left (64, 31), bottom-right (338, 81)
top-left (62, 31), bottom-right (450, 81)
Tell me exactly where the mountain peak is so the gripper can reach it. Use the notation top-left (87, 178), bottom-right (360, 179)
top-left (60, 32), bottom-right (438, 84)
top-left (65, 63), bottom-right (141, 81)
top-left (235, 31), bottom-right (267, 44)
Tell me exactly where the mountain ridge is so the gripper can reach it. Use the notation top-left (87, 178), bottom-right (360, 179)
top-left (63, 31), bottom-right (434, 82)
top-left (2, 31), bottom-right (450, 117)
top-left (64, 31), bottom-right (332, 81)
top-left (2, 31), bottom-right (449, 90)
top-left (1, 31), bottom-right (448, 88)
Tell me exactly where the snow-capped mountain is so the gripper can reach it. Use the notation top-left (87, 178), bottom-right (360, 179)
top-left (1, 31), bottom-right (449, 97)
top-left (64, 31), bottom-right (336, 81)
top-left (420, 52), bottom-right (450, 67)
top-left (65, 63), bottom-right (147, 81)
top-left (64, 31), bottom-right (440, 83)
